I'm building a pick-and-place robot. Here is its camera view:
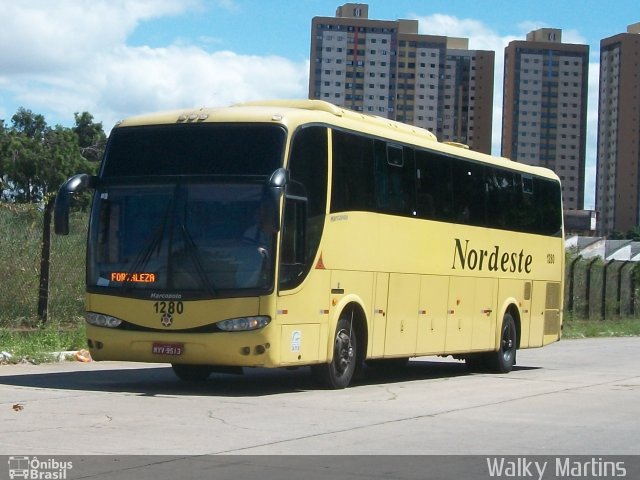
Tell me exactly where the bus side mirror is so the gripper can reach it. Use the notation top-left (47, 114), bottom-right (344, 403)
top-left (54, 173), bottom-right (95, 235)
top-left (266, 168), bottom-right (289, 232)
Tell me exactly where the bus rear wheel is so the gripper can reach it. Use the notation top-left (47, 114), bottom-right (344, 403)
top-left (171, 364), bottom-right (212, 382)
top-left (486, 312), bottom-right (517, 373)
top-left (312, 315), bottom-right (358, 389)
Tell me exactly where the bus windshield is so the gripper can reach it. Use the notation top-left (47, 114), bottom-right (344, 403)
top-left (87, 123), bottom-right (287, 298)
top-left (88, 182), bottom-right (276, 298)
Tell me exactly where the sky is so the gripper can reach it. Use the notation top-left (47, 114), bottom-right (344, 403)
top-left (1, 1), bottom-right (639, 209)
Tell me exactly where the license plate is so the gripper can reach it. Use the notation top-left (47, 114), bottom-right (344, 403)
top-left (152, 343), bottom-right (184, 356)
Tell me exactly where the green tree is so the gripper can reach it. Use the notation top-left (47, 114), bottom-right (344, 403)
top-left (73, 111), bottom-right (107, 164)
top-left (626, 226), bottom-right (640, 241)
top-left (0, 108), bottom-right (98, 203)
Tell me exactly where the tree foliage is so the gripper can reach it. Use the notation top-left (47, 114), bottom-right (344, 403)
top-left (0, 107), bottom-right (105, 203)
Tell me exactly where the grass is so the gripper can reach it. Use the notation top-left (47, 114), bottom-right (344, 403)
top-left (0, 322), bottom-right (86, 364)
top-left (562, 317), bottom-right (640, 339)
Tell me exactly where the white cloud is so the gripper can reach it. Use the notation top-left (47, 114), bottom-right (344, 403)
top-left (0, 0), bottom-right (195, 74)
top-left (0, 1), bottom-right (309, 130)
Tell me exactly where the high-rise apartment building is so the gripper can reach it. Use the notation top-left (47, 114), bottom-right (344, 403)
top-left (502, 28), bottom-right (589, 211)
top-left (309, 3), bottom-right (495, 153)
top-left (596, 23), bottom-right (640, 236)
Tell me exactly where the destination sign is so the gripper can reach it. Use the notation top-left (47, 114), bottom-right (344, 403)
top-left (110, 272), bottom-right (157, 283)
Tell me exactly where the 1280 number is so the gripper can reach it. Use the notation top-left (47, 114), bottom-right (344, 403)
top-left (154, 301), bottom-right (184, 315)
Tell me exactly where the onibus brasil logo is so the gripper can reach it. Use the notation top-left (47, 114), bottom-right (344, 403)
top-left (7, 456), bottom-right (73, 479)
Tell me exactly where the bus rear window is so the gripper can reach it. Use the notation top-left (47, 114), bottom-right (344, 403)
top-left (101, 124), bottom-right (286, 177)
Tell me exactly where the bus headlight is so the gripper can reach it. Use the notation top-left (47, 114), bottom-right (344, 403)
top-left (216, 316), bottom-right (270, 332)
top-left (86, 312), bottom-right (123, 328)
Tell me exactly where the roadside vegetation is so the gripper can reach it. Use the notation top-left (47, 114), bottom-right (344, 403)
top-left (562, 316), bottom-right (640, 339)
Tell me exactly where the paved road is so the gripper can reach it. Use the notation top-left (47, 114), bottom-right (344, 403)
top-left (0, 337), bottom-right (638, 455)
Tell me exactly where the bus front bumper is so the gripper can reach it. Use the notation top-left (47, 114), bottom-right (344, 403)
top-left (85, 324), bottom-right (279, 367)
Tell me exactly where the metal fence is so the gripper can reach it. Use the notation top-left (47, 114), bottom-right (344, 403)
top-left (565, 254), bottom-right (640, 319)
top-left (0, 204), bottom-right (86, 327)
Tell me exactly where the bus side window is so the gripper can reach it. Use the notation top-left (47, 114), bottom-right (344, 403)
top-left (280, 196), bottom-right (307, 288)
top-left (331, 130), bottom-right (375, 213)
top-left (451, 160), bottom-right (485, 226)
top-left (374, 141), bottom-right (415, 216)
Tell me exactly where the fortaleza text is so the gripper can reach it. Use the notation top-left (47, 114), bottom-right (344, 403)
top-left (486, 457), bottom-right (627, 479)
top-left (452, 238), bottom-right (533, 273)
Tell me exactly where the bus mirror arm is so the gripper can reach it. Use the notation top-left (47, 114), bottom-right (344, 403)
top-left (54, 173), bottom-right (95, 235)
top-left (266, 168), bottom-right (290, 232)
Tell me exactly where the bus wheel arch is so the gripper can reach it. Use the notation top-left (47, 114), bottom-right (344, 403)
top-left (506, 303), bottom-right (522, 349)
top-left (312, 301), bottom-right (368, 389)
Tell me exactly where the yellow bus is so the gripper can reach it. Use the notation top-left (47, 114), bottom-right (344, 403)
top-left (55, 100), bottom-right (564, 389)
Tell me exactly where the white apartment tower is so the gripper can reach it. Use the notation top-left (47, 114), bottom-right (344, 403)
top-left (502, 28), bottom-right (589, 211)
top-left (309, 3), bottom-right (495, 153)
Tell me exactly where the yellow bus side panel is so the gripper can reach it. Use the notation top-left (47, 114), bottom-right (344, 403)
top-left (279, 324), bottom-right (321, 365)
top-left (529, 281), bottom-right (547, 347)
top-left (416, 275), bottom-right (448, 355)
top-left (276, 268), bottom-right (331, 365)
top-left (371, 272), bottom-right (389, 358)
top-left (471, 278), bottom-right (497, 351)
top-left (384, 273), bottom-right (420, 357)
top-left (446, 277), bottom-right (475, 353)
top-left (543, 282), bottom-right (562, 345)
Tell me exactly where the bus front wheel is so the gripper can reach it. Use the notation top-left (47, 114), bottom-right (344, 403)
top-left (312, 315), bottom-right (358, 389)
top-left (487, 312), bottom-right (517, 373)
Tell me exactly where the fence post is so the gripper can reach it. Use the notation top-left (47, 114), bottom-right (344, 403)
top-left (585, 257), bottom-right (599, 320)
top-left (601, 259), bottom-right (614, 321)
top-left (567, 255), bottom-right (581, 315)
top-left (37, 197), bottom-right (55, 323)
top-left (617, 261), bottom-right (631, 317)
top-left (632, 263), bottom-right (638, 317)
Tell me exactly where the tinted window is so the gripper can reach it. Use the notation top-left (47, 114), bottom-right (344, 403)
top-left (288, 126), bottom-right (328, 218)
top-left (534, 177), bottom-right (562, 236)
top-left (451, 160), bottom-right (485, 226)
top-left (416, 150), bottom-right (454, 221)
top-left (415, 148), bottom-right (561, 236)
top-left (102, 124), bottom-right (286, 177)
top-left (280, 126), bottom-right (328, 290)
top-left (375, 142), bottom-right (415, 215)
top-left (331, 130), bottom-right (375, 212)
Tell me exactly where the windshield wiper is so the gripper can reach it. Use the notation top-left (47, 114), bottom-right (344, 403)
top-left (122, 197), bottom-right (173, 289)
top-left (179, 223), bottom-right (217, 296)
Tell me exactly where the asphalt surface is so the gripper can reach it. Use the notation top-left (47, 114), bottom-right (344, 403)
top-left (0, 337), bottom-right (638, 455)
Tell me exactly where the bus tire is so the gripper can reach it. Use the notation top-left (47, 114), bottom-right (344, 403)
top-left (487, 312), bottom-right (517, 373)
top-left (312, 315), bottom-right (358, 389)
top-left (171, 364), bottom-right (212, 382)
